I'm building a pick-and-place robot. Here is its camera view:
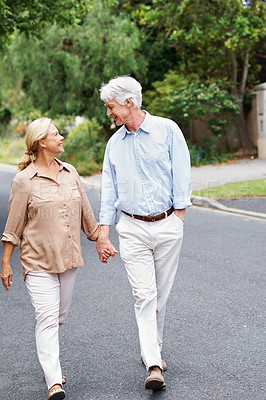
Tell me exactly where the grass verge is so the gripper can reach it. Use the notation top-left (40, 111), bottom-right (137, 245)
top-left (192, 179), bottom-right (266, 198)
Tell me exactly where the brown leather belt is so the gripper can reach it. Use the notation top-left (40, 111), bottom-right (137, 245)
top-left (122, 207), bottom-right (174, 223)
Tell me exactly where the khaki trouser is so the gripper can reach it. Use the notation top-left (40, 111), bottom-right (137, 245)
top-left (116, 211), bottom-right (184, 370)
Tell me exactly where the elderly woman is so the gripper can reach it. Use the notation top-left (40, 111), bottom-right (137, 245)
top-left (1, 118), bottom-right (99, 400)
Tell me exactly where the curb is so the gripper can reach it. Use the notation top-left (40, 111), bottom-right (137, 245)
top-left (191, 195), bottom-right (266, 220)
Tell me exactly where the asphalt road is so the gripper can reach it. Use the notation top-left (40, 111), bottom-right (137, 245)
top-left (0, 171), bottom-right (265, 400)
top-left (218, 198), bottom-right (266, 214)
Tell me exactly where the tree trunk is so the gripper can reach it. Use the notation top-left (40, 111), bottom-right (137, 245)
top-left (229, 50), bottom-right (251, 150)
top-left (239, 52), bottom-right (249, 101)
top-left (237, 52), bottom-right (252, 150)
top-left (238, 101), bottom-right (252, 150)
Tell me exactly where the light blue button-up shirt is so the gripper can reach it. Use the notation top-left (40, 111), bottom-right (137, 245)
top-left (99, 111), bottom-right (192, 225)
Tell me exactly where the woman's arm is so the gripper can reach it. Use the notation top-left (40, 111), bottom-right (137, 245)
top-left (72, 167), bottom-right (100, 241)
top-left (1, 174), bottom-right (29, 290)
top-left (1, 242), bottom-right (15, 291)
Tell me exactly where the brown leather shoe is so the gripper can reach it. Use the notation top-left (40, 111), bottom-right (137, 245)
top-left (145, 366), bottom-right (165, 390)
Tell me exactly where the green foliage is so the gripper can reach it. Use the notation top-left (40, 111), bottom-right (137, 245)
top-left (0, 0), bottom-right (265, 154)
top-left (0, 0), bottom-right (89, 51)
top-left (52, 115), bottom-right (76, 137)
top-left (144, 71), bottom-right (239, 138)
top-left (60, 119), bottom-right (107, 175)
top-left (188, 138), bottom-right (230, 166)
top-left (0, 136), bottom-right (25, 165)
top-left (0, 2), bottom-right (147, 124)
top-left (129, 0), bottom-right (266, 81)
top-left (0, 53), bottom-right (48, 126)
top-left (143, 71), bottom-right (187, 120)
top-left (125, 0), bottom-right (266, 147)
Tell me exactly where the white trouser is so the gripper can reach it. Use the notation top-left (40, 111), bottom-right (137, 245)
top-left (25, 268), bottom-right (77, 389)
top-left (116, 212), bottom-right (184, 370)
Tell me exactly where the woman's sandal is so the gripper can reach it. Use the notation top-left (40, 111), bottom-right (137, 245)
top-left (48, 384), bottom-right (66, 400)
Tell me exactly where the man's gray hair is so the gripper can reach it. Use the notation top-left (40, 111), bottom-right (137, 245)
top-left (100, 76), bottom-right (142, 109)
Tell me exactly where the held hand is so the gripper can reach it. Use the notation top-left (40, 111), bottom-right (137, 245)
top-left (1, 263), bottom-right (13, 291)
top-left (96, 238), bottom-right (118, 263)
top-left (102, 246), bottom-right (118, 263)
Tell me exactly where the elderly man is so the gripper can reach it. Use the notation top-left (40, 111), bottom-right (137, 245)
top-left (96, 76), bottom-right (191, 390)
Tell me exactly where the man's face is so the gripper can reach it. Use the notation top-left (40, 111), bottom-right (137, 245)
top-left (105, 99), bottom-right (130, 126)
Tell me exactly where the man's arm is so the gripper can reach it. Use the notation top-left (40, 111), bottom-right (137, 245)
top-left (171, 123), bottom-right (192, 214)
top-left (99, 142), bottom-right (119, 226)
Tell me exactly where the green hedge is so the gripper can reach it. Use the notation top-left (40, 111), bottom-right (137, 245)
top-left (60, 118), bottom-right (107, 176)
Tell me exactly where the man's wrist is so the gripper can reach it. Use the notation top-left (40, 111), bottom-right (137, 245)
top-left (98, 225), bottom-right (110, 239)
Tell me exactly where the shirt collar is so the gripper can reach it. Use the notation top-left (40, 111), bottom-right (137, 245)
top-left (121, 111), bottom-right (151, 139)
top-left (140, 111), bottom-right (151, 133)
top-left (26, 158), bottom-right (70, 179)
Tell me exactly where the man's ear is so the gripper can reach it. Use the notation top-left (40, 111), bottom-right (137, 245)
top-left (125, 98), bottom-right (133, 108)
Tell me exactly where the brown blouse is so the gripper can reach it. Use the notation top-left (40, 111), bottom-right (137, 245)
top-left (1, 159), bottom-right (99, 279)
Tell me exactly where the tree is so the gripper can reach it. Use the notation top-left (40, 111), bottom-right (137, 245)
top-left (0, 0), bottom-right (91, 51)
top-left (143, 70), bottom-right (239, 149)
top-left (126, 0), bottom-right (266, 149)
top-left (0, 2), bottom-right (147, 125)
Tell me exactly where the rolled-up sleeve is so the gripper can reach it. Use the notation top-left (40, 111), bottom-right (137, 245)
top-left (99, 142), bottom-right (118, 225)
top-left (1, 178), bottom-right (29, 246)
top-left (171, 124), bottom-right (192, 209)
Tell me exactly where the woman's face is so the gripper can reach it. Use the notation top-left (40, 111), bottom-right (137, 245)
top-left (42, 124), bottom-right (64, 155)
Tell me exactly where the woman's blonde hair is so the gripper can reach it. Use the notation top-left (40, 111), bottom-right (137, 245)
top-left (18, 117), bottom-right (52, 171)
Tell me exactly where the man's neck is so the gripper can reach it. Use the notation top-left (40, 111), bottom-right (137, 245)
top-left (125, 109), bottom-right (145, 133)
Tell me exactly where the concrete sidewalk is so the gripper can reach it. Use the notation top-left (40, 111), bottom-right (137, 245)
top-left (191, 158), bottom-right (266, 190)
